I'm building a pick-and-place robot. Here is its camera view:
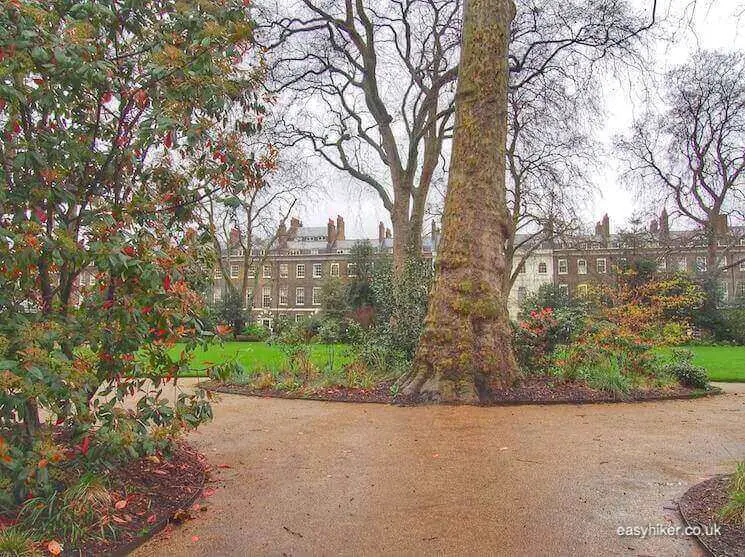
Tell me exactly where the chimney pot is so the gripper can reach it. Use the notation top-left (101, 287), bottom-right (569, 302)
top-left (378, 221), bottom-right (385, 244)
top-left (336, 215), bottom-right (345, 241)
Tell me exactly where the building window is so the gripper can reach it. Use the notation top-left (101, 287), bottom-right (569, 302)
top-left (296, 264), bottom-right (305, 279)
top-left (596, 258), bottom-right (607, 274)
top-left (279, 285), bottom-right (288, 306)
top-left (279, 264), bottom-right (288, 278)
top-left (577, 283), bottom-right (589, 297)
top-left (312, 287), bottom-right (322, 305)
top-left (678, 257), bottom-right (687, 272)
top-left (263, 264), bottom-right (271, 278)
top-left (213, 288), bottom-right (222, 302)
top-left (558, 259), bottom-right (568, 275)
top-left (330, 263), bottom-right (339, 277)
top-left (538, 262), bottom-right (547, 274)
top-left (577, 259), bottom-right (587, 275)
top-left (517, 262), bottom-right (526, 274)
top-left (737, 281), bottom-right (745, 298)
top-left (740, 259), bottom-right (745, 272)
top-left (261, 318), bottom-right (271, 330)
top-left (347, 263), bottom-right (358, 277)
top-left (296, 287), bottom-right (305, 306)
top-left (558, 284), bottom-right (569, 295)
top-left (89, 274), bottom-right (96, 286)
top-left (262, 286), bottom-right (271, 308)
top-left (311, 249), bottom-right (319, 255)
top-left (230, 264), bottom-right (239, 278)
top-left (719, 281), bottom-right (728, 301)
top-left (213, 268), bottom-right (221, 280)
top-left (517, 286), bottom-right (527, 304)
top-left (696, 256), bottom-right (707, 273)
top-left (245, 288), bottom-right (253, 308)
top-left (248, 265), bottom-right (256, 278)
top-left (313, 263), bottom-right (322, 278)
top-left (658, 258), bottom-right (667, 272)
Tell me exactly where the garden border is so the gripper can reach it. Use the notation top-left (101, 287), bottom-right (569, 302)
top-left (202, 382), bottom-right (721, 406)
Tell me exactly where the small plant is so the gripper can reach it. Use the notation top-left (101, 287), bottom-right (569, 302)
top-left (662, 350), bottom-right (710, 389)
top-left (719, 492), bottom-right (745, 526)
top-left (0, 527), bottom-right (39, 557)
top-left (584, 358), bottom-right (632, 397)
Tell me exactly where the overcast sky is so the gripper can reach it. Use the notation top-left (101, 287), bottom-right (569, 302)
top-left (283, 0), bottom-right (744, 240)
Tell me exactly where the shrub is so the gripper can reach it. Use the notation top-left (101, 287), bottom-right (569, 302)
top-left (240, 324), bottom-right (269, 342)
top-left (583, 358), bottom-right (632, 397)
top-left (0, 527), bottom-right (37, 557)
top-left (661, 349), bottom-right (710, 389)
top-left (214, 289), bottom-right (249, 336)
top-left (719, 462), bottom-right (745, 526)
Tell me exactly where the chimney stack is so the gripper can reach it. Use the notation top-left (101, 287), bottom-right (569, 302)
top-left (336, 215), bottom-right (345, 241)
top-left (378, 221), bottom-right (386, 245)
top-left (385, 227), bottom-right (392, 239)
top-left (289, 217), bottom-right (302, 239)
top-left (601, 214), bottom-right (610, 237)
top-left (659, 208), bottom-right (669, 236)
top-left (327, 218), bottom-right (337, 247)
top-left (278, 221), bottom-right (288, 248)
top-left (229, 227), bottom-right (241, 247)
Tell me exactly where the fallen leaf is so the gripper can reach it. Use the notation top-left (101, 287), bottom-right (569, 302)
top-left (47, 540), bottom-right (63, 555)
top-left (217, 463), bottom-right (231, 469)
top-left (115, 499), bottom-right (128, 510)
top-left (203, 488), bottom-right (216, 498)
top-left (147, 514), bottom-right (157, 525)
top-left (112, 515), bottom-right (129, 524)
top-left (192, 535), bottom-right (200, 542)
top-left (432, 453), bottom-right (439, 458)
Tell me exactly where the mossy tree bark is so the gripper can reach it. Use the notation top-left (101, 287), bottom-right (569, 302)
top-left (402, 0), bottom-right (518, 403)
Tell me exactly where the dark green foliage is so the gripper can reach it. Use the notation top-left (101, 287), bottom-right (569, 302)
top-left (215, 289), bottom-right (249, 335)
top-left (662, 349), bottom-right (710, 389)
top-left (240, 323), bottom-right (269, 341)
top-left (320, 278), bottom-right (349, 321)
top-left (346, 241), bottom-right (376, 310)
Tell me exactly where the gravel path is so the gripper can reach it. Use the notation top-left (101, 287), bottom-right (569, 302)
top-left (133, 382), bottom-right (745, 556)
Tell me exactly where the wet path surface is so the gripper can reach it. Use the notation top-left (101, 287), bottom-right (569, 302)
top-left (134, 382), bottom-right (744, 556)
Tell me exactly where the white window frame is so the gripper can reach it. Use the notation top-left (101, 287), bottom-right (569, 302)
top-left (279, 285), bottom-right (288, 306)
top-left (330, 263), bottom-right (340, 277)
top-left (347, 263), bottom-right (358, 277)
top-left (517, 286), bottom-right (527, 303)
top-left (313, 263), bottom-right (322, 278)
top-left (538, 262), bottom-right (547, 274)
top-left (558, 259), bottom-right (568, 275)
top-left (230, 264), bottom-right (239, 278)
top-left (89, 274), bottom-right (96, 286)
top-left (213, 268), bottom-right (221, 280)
top-left (696, 256), bottom-right (707, 273)
top-left (577, 259), bottom-right (587, 275)
top-left (245, 288), bottom-right (253, 309)
top-left (577, 283), bottom-right (589, 297)
top-left (596, 258), bottom-right (607, 274)
top-left (262, 286), bottom-right (271, 308)
top-left (213, 288), bottom-right (222, 302)
top-left (658, 258), bottom-right (667, 272)
top-left (248, 265), bottom-right (256, 278)
top-left (312, 286), bottom-right (322, 306)
top-left (678, 257), bottom-right (687, 272)
top-left (739, 259), bottom-right (745, 272)
top-left (262, 264), bottom-right (271, 278)
top-left (296, 264), bottom-right (305, 279)
top-left (279, 263), bottom-right (288, 278)
top-left (296, 287), bottom-right (305, 306)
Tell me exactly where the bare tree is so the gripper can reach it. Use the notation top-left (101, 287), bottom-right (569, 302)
top-left (262, 0), bottom-right (658, 279)
top-left (403, 0), bottom-right (517, 403)
top-left (262, 0), bottom-right (460, 274)
top-left (618, 50), bottom-right (745, 286)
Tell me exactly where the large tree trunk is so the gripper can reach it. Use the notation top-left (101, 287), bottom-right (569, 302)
top-left (401, 0), bottom-right (518, 403)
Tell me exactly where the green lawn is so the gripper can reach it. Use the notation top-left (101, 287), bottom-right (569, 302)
top-left (169, 341), bottom-right (354, 377)
top-left (658, 345), bottom-right (745, 382)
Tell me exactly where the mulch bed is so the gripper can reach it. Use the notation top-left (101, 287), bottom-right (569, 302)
top-left (679, 475), bottom-right (745, 556)
top-left (67, 444), bottom-right (207, 556)
top-left (202, 376), bottom-right (719, 405)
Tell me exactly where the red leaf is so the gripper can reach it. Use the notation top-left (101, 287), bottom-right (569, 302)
top-left (217, 464), bottom-right (231, 469)
top-left (115, 499), bottom-right (127, 510)
top-left (203, 487), bottom-right (216, 498)
top-left (147, 514), bottom-right (157, 525)
top-left (164, 130), bottom-right (173, 149)
top-left (102, 91), bottom-right (113, 103)
top-left (80, 436), bottom-right (90, 456)
top-left (191, 536), bottom-right (200, 542)
top-left (163, 274), bottom-right (171, 291)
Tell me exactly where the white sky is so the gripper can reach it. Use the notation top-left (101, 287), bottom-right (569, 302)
top-left (285, 0), bottom-right (745, 239)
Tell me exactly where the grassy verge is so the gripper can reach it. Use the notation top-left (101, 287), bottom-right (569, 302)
top-left (657, 345), bottom-right (745, 382)
top-left (168, 341), bottom-right (354, 377)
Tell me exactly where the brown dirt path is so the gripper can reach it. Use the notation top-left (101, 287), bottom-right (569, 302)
top-left (133, 382), bottom-right (745, 556)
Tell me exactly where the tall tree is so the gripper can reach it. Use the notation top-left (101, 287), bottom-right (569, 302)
top-left (618, 50), bottom-right (745, 285)
top-left (262, 0), bottom-right (657, 278)
top-left (401, 0), bottom-right (516, 402)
